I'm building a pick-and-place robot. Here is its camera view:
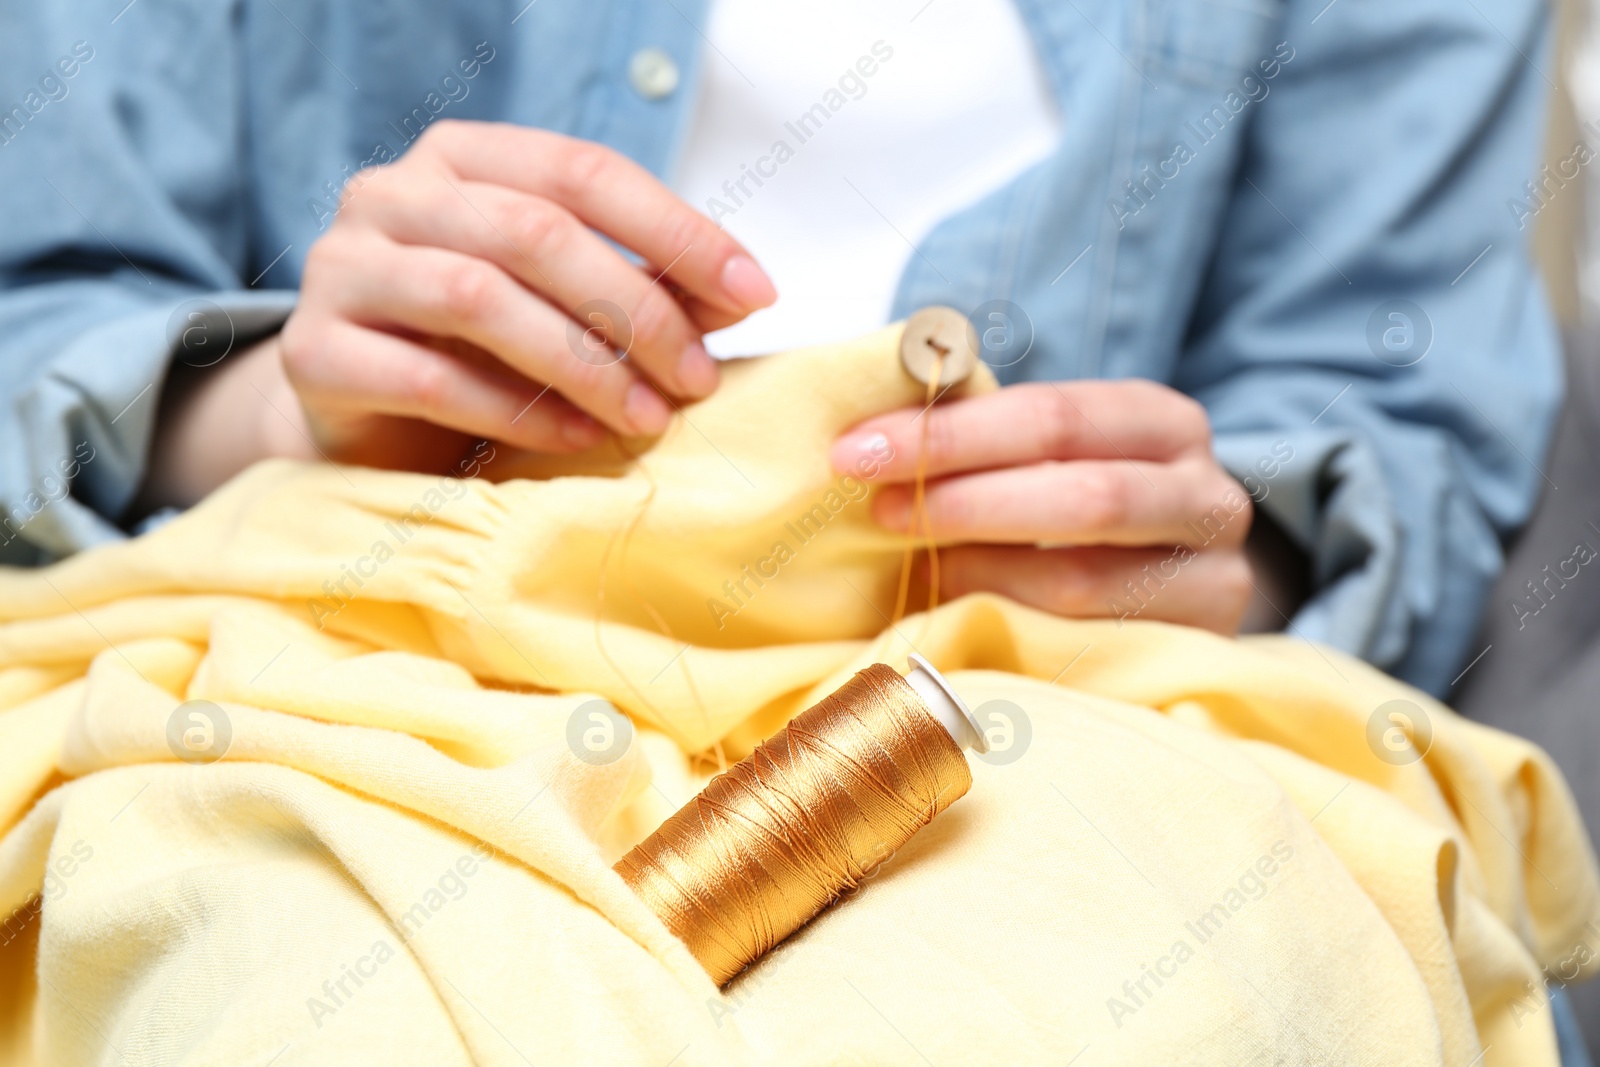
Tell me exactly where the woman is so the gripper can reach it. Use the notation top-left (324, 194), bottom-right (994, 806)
top-left (0, 0), bottom-right (1559, 695)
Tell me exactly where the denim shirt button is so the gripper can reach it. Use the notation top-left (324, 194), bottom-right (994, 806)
top-left (628, 48), bottom-right (680, 100)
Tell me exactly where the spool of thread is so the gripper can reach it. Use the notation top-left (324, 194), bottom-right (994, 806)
top-left (614, 655), bottom-right (986, 985)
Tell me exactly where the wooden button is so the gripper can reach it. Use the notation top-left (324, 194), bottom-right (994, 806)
top-left (900, 306), bottom-right (978, 388)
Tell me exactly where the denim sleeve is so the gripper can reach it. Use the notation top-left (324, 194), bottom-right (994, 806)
top-left (1173, 0), bottom-right (1563, 695)
top-left (0, 3), bottom-right (294, 566)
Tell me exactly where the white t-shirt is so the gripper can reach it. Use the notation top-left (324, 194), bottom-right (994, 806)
top-left (669, 0), bottom-right (1063, 357)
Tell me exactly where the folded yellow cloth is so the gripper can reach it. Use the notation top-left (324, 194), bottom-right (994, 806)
top-left (0, 326), bottom-right (1595, 1066)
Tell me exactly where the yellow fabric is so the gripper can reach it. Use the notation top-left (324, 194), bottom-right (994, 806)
top-left (0, 326), bottom-right (1596, 1065)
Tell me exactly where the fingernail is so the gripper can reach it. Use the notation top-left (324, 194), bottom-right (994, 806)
top-left (830, 431), bottom-right (892, 473)
top-left (561, 412), bottom-right (603, 448)
top-left (675, 340), bottom-right (719, 398)
top-left (720, 254), bottom-right (777, 309)
top-left (624, 381), bottom-right (672, 435)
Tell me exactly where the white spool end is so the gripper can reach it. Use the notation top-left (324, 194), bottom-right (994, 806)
top-left (905, 653), bottom-right (989, 754)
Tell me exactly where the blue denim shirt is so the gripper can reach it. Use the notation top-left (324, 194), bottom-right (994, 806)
top-left (0, 0), bottom-right (1560, 696)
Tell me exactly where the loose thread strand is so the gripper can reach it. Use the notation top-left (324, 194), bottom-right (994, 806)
top-left (892, 351), bottom-right (944, 626)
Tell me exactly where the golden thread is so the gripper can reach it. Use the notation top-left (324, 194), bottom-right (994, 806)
top-left (614, 663), bottom-right (972, 985)
top-left (892, 350), bottom-right (944, 625)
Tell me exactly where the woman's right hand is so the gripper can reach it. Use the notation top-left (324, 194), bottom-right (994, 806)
top-left (281, 119), bottom-right (776, 462)
top-left (144, 120), bottom-right (776, 505)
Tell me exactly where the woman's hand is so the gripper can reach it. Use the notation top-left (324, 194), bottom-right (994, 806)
top-left (830, 380), bottom-right (1256, 634)
top-left (143, 120), bottom-right (775, 506)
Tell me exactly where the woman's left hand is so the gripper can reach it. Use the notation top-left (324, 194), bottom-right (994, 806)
top-left (830, 379), bottom-right (1256, 635)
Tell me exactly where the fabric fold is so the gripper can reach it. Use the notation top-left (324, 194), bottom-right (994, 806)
top-left (0, 325), bottom-right (1594, 1066)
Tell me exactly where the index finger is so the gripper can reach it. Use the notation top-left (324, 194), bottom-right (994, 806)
top-left (422, 121), bottom-right (777, 316)
top-left (829, 380), bottom-right (1213, 483)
